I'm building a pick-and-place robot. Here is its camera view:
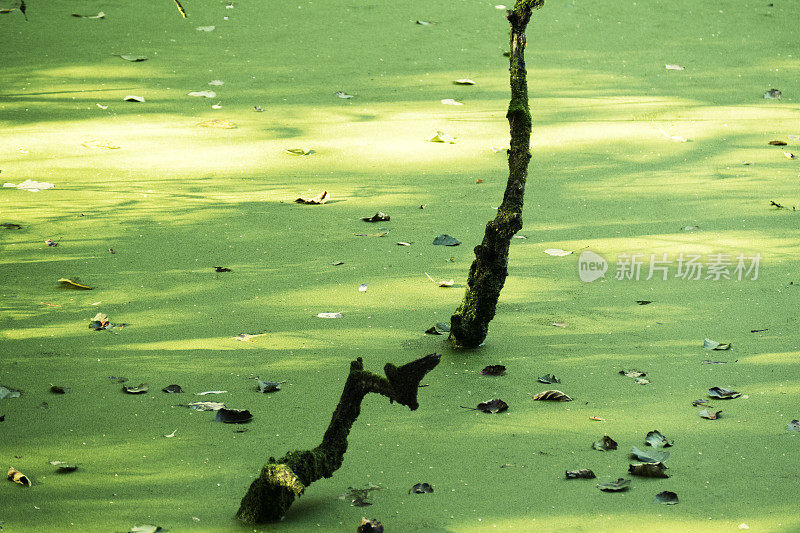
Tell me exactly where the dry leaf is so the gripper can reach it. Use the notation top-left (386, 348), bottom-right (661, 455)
top-left (769, 140), bottom-right (788, 146)
top-left (82, 140), bottom-right (120, 149)
top-left (123, 95), bottom-right (145, 102)
top-left (117, 54), bottom-right (147, 62)
top-left (334, 91), bottom-right (354, 99)
top-left (234, 333), bottom-right (267, 342)
top-left (361, 212), bottom-right (390, 222)
top-left (355, 232), bottom-right (388, 237)
top-left (58, 278), bottom-right (92, 290)
top-left (699, 409), bottom-right (722, 419)
top-left (197, 119), bottom-right (236, 129)
top-left (286, 147), bottom-right (313, 155)
top-left (453, 79), bottom-right (476, 85)
top-left (629, 462), bottom-right (669, 478)
top-left (187, 401), bottom-right (225, 411)
top-left (592, 435), bottom-right (618, 451)
top-left (658, 129), bottom-right (689, 142)
top-left (479, 365), bottom-right (506, 376)
top-left (72, 11), bottom-right (105, 18)
top-left (428, 131), bottom-right (456, 144)
top-left (544, 248), bottom-right (572, 256)
top-left (532, 390), bottom-right (572, 402)
top-left (565, 468), bottom-right (596, 479)
top-left (8, 466), bottom-right (31, 486)
top-left (597, 478), bottom-right (630, 492)
top-left (295, 190), bottom-right (328, 204)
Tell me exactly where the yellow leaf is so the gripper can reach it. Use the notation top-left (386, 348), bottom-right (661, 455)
top-left (8, 467), bottom-right (31, 486)
top-left (58, 278), bottom-right (93, 290)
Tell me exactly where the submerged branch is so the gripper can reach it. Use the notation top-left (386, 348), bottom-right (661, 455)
top-left (449, 0), bottom-right (543, 348)
top-left (236, 353), bottom-right (441, 524)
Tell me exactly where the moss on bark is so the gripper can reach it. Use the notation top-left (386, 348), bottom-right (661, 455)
top-left (449, 0), bottom-right (543, 349)
top-left (236, 353), bottom-right (441, 524)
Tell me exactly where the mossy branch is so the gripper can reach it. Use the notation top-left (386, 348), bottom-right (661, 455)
top-left (449, 0), bottom-right (543, 349)
top-left (236, 353), bottom-right (441, 524)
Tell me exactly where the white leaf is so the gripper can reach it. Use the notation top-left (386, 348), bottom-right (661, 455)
top-left (123, 95), bottom-right (145, 102)
top-left (130, 525), bottom-right (161, 533)
top-left (187, 401), bottom-right (225, 411)
top-left (703, 338), bottom-right (720, 350)
top-left (196, 390), bottom-right (227, 395)
top-left (665, 64), bottom-right (685, 70)
top-left (784, 152), bottom-right (796, 160)
top-left (317, 312), bottom-right (343, 318)
top-left (544, 248), bottom-right (572, 256)
top-left (441, 98), bottom-right (463, 106)
top-left (5, 180), bottom-right (55, 192)
top-left (453, 78), bottom-right (476, 85)
top-left (658, 129), bottom-right (688, 142)
top-left (196, 26), bottom-right (215, 31)
top-left (188, 90), bottom-right (217, 98)
top-left (358, 283), bottom-right (368, 292)
top-left (334, 91), bottom-right (354, 99)
top-left (208, 80), bottom-right (225, 86)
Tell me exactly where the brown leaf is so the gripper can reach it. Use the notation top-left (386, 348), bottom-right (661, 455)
top-left (592, 435), bottom-right (618, 451)
top-left (699, 409), bottom-right (722, 419)
top-left (708, 387), bottom-right (741, 399)
top-left (361, 212), bottom-right (390, 222)
top-left (769, 140), bottom-right (788, 146)
top-left (565, 468), bottom-right (596, 479)
top-left (295, 191), bottom-right (329, 204)
top-left (196, 119), bottom-right (237, 129)
top-left (532, 390), bottom-right (572, 402)
top-left (628, 462), bottom-right (669, 478)
top-left (479, 365), bottom-right (506, 376)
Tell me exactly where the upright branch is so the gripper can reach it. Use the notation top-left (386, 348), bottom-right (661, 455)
top-left (449, 0), bottom-right (543, 348)
top-left (236, 353), bottom-right (441, 524)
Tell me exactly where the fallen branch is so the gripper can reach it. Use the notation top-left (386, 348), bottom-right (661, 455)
top-left (449, 0), bottom-right (544, 348)
top-left (236, 353), bottom-right (441, 524)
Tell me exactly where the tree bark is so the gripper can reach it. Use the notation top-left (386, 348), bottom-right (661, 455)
top-left (449, 0), bottom-right (543, 349)
top-left (236, 353), bottom-right (441, 524)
